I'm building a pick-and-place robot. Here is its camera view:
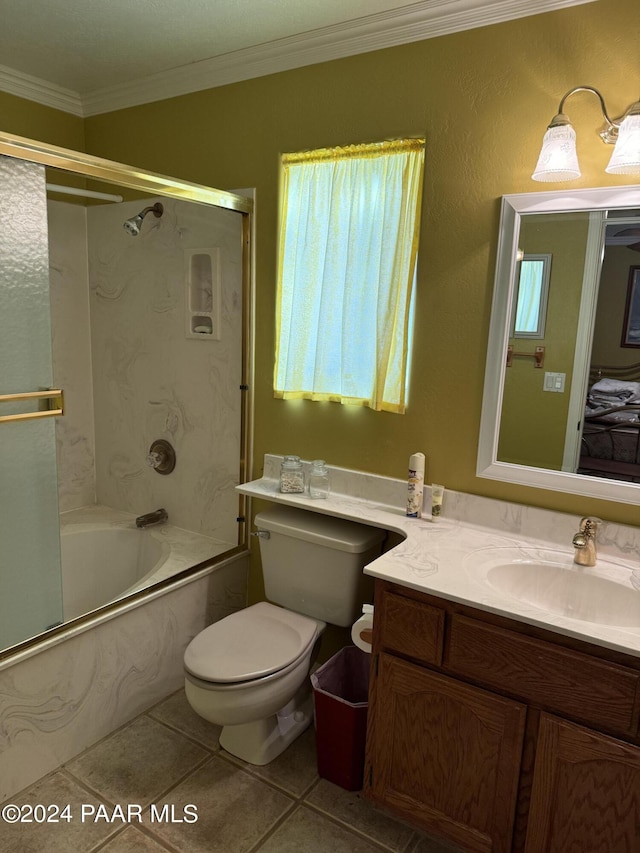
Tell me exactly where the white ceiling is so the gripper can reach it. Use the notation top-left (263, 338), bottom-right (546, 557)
top-left (0, 0), bottom-right (597, 117)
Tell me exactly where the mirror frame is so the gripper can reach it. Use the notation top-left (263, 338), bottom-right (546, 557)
top-left (478, 183), bottom-right (640, 505)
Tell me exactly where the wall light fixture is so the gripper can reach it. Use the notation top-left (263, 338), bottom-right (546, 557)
top-left (531, 86), bottom-right (640, 182)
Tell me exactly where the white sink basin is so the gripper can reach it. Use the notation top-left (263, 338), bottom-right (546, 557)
top-left (471, 547), bottom-right (640, 628)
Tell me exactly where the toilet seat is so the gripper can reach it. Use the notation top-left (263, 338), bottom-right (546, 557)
top-left (184, 602), bottom-right (320, 685)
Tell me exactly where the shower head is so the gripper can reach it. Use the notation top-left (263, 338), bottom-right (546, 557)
top-left (123, 202), bottom-right (164, 236)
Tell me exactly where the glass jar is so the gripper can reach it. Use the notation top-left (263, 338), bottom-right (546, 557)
top-left (279, 455), bottom-right (305, 493)
top-left (309, 459), bottom-right (330, 499)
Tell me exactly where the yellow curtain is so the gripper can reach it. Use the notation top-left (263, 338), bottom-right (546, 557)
top-left (274, 139), bottom-right (425, 414)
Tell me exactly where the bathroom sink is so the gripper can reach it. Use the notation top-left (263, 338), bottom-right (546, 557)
top-left (471, 547), bottom-right (640, 628)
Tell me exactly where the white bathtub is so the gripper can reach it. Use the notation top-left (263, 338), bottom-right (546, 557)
top-left (60, 527), bottom-right (169, 621)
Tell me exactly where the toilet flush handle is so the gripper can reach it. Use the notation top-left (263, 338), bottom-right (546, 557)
top-left (251, 530), bottom-right (270, 539)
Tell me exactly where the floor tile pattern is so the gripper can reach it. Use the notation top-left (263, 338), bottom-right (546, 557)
top-left (1, 689), bottom-right (461, 853)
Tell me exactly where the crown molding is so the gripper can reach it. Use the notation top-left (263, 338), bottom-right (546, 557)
top-left (0, 63), bottom-right (83, 116)
top-left (0, 0), bottom-right (598, 118)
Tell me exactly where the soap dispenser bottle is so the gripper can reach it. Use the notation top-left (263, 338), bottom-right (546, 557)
top-left (309, 459), bottom-right (330, 499)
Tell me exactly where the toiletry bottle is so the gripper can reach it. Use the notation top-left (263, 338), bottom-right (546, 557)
top-left (431, 483), bottom-right (444, 521)
top-left (309, 459), bottom-right (330, 499)
top-left (406, 452), bottom-right (425, 517)
top-left (280, 455), bottom-right (305, 493)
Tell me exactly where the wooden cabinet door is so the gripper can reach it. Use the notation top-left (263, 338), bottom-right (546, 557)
top-left (526, 714), bottom-right (640, 853)
top-left (366, 653), bottom-right (526, 853)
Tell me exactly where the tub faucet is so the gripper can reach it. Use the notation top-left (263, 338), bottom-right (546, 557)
top-left (135, 508), bottom-right (168, 529)
top-left (572, 516), bottom-right (600, 567)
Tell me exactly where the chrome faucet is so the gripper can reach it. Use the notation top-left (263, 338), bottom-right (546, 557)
top-left (572, 516), bottom-right (600, 566)
top-left (135, 508), bottom-right (168, 529)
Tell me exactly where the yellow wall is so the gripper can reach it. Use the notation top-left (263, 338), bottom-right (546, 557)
top-left (592, 246), bottom-right (640, 365)
top-left (3, 0), bottom-right (640, 545)
top-left (499, 214), bottom-right (589, 469)
top-left (0, 90), bottom-right (84, 151)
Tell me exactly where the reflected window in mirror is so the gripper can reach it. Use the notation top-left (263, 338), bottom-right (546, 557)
top-left (513, 254), bottom-right (551, 339)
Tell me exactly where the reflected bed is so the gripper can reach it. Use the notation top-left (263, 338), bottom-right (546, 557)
top-left (579, 371), bottom-right (640, 481)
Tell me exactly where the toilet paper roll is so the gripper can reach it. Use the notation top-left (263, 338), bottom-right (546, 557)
top-left (351, 613), bottom-right (373, 653)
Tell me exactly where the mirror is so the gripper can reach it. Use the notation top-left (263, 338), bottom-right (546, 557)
top-left (0, 131), bottom-right (252, 656)
top-left (478, 184), bottom-right (640, 505)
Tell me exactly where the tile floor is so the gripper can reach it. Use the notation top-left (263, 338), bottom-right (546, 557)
top-left (0, 689), bottom-right (461, 853)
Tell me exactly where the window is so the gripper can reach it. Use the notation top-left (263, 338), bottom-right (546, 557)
top-left (274, 139), bottom-right (425, 414)
top-left (513, 254), bottom-right (551, 339)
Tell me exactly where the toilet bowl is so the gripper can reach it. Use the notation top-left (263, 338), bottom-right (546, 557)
top-left (183, 505), bottom-right (385, 765)
top-left (184, 601), bottom-right (324, 764)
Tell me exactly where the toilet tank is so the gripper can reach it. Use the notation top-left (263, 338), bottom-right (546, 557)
top-left (254, 506), bottom-right (385, 627)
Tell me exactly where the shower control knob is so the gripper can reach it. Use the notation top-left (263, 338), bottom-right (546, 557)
top-left (146, 439), bottom-right (176, 475)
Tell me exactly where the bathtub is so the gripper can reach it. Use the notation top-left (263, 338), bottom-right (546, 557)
top-left (60, 527), bottom-right (169, 621)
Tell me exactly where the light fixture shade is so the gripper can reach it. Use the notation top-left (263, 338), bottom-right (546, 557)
top-left (605, 112), bottom-right (640, 175)
top-left (531, 123), bottom-right (580, 182)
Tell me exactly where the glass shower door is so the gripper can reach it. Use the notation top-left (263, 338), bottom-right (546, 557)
top-left (0, 155), bottom-right (63, 650)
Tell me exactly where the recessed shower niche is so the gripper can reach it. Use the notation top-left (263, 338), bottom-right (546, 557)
top-left (0, 131), bottom-right (253, 658)
top-left (185, 248), bottom-right (221, 339)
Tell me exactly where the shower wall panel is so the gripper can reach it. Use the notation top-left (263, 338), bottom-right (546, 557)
top-left (87, 197), bottom-right (243, 543)
top-left (48, 201), bottom-right (96, 511)
top-left (0, 555), bottom-right (248, 801)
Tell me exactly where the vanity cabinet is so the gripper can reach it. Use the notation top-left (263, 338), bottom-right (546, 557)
top-left (369, 654), bottom-right (526, 852)
top-left (364, 581), bottom-right (640, 853)
top-left (525, 714), bottom-right (640, 852)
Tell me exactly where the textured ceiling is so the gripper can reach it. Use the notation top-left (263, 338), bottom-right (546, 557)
top-left (0, 0), bottom-right (423, 93)
top-left (0, 1), bottom-right (598, 115)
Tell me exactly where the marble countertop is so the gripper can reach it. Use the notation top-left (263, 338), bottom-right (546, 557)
top-left (238, 456), bottom-right (640, 659)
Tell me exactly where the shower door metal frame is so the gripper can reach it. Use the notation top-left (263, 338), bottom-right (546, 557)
top-left (0, 130), bottom-right (252, 214)
top-left (0, 128), bottom-right (254, 662)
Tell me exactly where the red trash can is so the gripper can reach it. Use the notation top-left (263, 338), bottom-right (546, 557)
top-left (311, 645), bottom-right (371, 790)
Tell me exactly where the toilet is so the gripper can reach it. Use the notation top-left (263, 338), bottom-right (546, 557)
top-left (184, 505), bottom-right (385, 765)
